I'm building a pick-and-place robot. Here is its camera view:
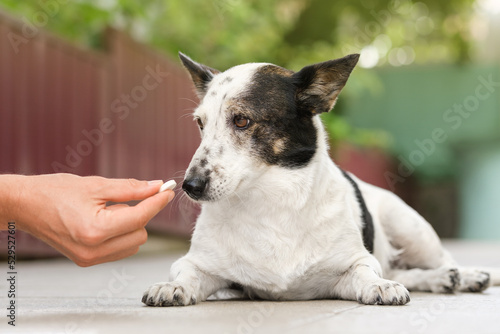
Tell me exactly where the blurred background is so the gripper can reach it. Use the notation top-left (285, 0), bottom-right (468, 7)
top-left (1, 0), bottom-right (499, 258)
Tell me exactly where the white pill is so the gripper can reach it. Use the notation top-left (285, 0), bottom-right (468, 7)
top-left (159, 180), bottom-right (177, 193)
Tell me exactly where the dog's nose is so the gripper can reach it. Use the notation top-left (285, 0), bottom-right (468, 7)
top-left (182, 177), bottom-right (208, 200)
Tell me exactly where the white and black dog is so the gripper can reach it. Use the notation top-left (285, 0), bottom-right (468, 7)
top-left (143, 53), bottom-right (499, 306)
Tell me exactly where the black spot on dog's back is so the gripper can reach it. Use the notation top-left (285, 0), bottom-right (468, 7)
top-left (341, 170), bottom-right (374, 253)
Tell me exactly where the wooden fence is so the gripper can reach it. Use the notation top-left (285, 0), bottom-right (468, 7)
top-left (0, 11), bottom-right (199, 257)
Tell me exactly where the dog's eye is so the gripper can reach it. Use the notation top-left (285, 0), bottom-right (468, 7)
top-left (196, 118), bottom-right (204, 130)
top-left (233, 116), bottom-right (250, 129)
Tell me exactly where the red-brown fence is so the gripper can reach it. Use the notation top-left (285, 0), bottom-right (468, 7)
top-left (0, 11), bottom-right (199, 257)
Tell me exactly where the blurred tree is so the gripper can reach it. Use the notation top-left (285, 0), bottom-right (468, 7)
top-left (281, 0), bottom-right (476, 66)
top-left (0, 0), bottom-right (477, 150)
top-left (0, 0), bottom-right (476, 69)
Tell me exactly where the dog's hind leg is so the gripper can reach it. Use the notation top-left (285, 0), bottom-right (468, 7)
top-left (477, 267), bottom-right (500, 286)
top-left (457, 268), bottom-right (491, 292)
top-left (362, 184), bottom-right (491, 293)
top-left (387, 266), bottom-right (491, 293)
top-left (387, 266), bottom-right (459, 293)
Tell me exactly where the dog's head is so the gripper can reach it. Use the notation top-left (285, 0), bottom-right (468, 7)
top-left (179, 52), bottom-right (359, 202)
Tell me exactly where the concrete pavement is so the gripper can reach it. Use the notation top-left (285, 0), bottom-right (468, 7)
top-left (3, 239), bottom-right (500, 334)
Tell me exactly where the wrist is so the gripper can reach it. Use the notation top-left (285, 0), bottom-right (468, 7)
top-left (0, 174), bottom-right (28, 229)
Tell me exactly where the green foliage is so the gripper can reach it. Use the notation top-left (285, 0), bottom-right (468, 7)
top-left (321, 112), bottom-right (393, 150)
top-left (0, 0), bottom-right (477, 67)
top-left (1, 0), bottom-right (111, 47)
top-left (0, 0), bottom-right (476, 149)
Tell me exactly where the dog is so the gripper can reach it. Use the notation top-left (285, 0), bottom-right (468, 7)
top-left (142, 52), bottom-right (499, 306)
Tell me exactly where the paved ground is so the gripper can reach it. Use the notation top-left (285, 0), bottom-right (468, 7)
top-left (3, 239), bottom-right (500, 334)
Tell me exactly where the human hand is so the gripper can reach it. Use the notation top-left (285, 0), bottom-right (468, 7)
top-left (3, 173), bottom-right (174, 266)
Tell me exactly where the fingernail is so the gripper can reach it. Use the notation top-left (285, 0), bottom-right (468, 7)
top-left (148, 180), bottom-right (163, 186)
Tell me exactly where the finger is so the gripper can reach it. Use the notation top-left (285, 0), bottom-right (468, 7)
top-left (98, 190), bottom-right (174, 238)
top-left (72, 227), bottom-right (148, 267)
top-left (98, 178), bottom-right (165, 203)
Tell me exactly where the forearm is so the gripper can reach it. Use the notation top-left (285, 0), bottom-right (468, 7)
top-left (0, 173), bottom-right (173, 266)
top-left (0, 175), bottom-right (27, 229)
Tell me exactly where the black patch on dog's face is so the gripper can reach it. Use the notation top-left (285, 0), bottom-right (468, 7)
top-left (234, 65), bottom-right (317, 169)
top-left (180, 53), bottom-right (359, 172)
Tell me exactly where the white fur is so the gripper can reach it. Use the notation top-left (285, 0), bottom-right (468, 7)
top-left (143, 63), bottom-right (495, 307)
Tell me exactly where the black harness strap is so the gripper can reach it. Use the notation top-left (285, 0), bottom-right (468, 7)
top-left (340, 170), bottom-right (375, 254)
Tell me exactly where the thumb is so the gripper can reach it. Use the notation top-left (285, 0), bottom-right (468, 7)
top-left (100, 190), bottom-right (175, 238)
top-left (99, 178), bottom-right (164, 203)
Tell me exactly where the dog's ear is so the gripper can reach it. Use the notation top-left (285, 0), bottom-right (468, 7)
top-left (292, 54), bottom-right (359, 115)
top-left (179, 52), bottom-right (221, 99)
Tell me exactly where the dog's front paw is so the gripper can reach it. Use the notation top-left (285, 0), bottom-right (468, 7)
top-left (357, 280), bottom-right (410, 305)
top-left (459, 269), bottom-right (490, 293)
top-left (142, 281), bottom-right (197, 307)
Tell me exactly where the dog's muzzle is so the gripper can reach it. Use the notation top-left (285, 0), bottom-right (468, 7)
top-left (182, 177), bottom-right (208, 200)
